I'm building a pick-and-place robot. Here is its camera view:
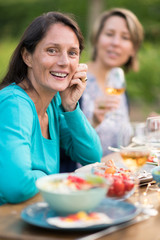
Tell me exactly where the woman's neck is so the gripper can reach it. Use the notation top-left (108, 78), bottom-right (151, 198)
top-left (18, 80), bottom-right (55, 118)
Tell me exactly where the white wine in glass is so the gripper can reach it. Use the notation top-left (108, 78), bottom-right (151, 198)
top-left (120, 146), bottom-right (150, 208)
top-left (105, 68), bottom-right (126, 118)
top-left (119, 124), bottom-right (150, 207)
top-left (105, 68), bottom-right (126, 96)
top-left (120, 147), bottom-right (150, 172)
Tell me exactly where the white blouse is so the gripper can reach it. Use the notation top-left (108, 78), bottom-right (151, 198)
top-left (81, 68), bottom-right (132, 156)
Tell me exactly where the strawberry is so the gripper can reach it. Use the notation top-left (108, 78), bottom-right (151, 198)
top-left (124, 179), bottom-right (134, 191)
top-left (113, 178), bottom-right (125, 197)
top-left (107, 185), bottom-right (115, 197)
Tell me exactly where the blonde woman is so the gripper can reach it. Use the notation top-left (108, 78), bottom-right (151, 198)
top-left (82, 8), bottom-right (144, 156)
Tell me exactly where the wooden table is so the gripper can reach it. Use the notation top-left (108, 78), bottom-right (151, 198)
top-left (1, 153), bottom-right (160, 240)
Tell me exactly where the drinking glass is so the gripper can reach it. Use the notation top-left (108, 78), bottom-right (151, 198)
top-left (122, 148), bottom-right (150, 208)
top-left (145, 116), bottom-right (160, 193)
top-left (118, 123), bottom-right (158, 214)
top-left (105, 68), bottom-right (126, 96)
top-left (118, 124), bottom-right (150, 207)
top-left (120, 146), bottom-right (150, 173)
top-left (146, 116), bottom-right (160, 166)
top-left (105, 68), bottom-right (126, 118)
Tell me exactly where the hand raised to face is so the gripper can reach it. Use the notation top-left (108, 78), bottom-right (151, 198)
top-left (60, 63), bottom-right (88, 112)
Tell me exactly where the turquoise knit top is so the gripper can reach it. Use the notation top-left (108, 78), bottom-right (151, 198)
top-left (0, 84), bottom-right (102, 204)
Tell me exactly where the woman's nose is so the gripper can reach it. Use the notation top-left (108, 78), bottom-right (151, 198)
top-left (57, 52), bottom-right (69, 66)
top-left (112, 35), bottom-right (121, 45)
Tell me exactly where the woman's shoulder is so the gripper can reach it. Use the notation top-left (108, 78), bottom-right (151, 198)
top-left (1, 84), bottom-right (32, 100)
top-left (0, 84), bottom-right (36, 111)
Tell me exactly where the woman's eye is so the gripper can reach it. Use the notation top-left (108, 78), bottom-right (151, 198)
top-left (105, 32), bottom-right (114, 37)
top-left (122, 34), bottom-right (131, 40)
top-left (69, 51), bottom-right (79, 57)
top-left (47, 48), bottom-right (57, 54)
top-left (123, 36), bottom-right (131, 41)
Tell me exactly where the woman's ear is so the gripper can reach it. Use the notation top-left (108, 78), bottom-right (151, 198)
top-left (21, 48), bottom-right (32, 67)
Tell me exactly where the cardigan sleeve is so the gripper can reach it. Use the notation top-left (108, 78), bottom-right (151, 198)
top-left (59, 102), bottom-right (102, 166)
top-left (0, 95), bottom-right (45, 204)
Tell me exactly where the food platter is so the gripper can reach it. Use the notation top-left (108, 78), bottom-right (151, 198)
top-left (21, 200), bottom-right (139, 231)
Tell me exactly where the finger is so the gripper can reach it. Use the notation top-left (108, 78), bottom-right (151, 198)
top-left (77, 63), bottom-right (88, 72)
top-left (69, 78), bottom-right (87, 87)
top-left (73, 71), bottom-right (87, 81)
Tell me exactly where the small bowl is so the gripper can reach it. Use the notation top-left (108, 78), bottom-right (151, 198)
top-left (36, 173), bottom-right (110, 215)
top-left (151, 166), bottom-right (160, 185)
top-left (92, 163), bottom-right (135, 201)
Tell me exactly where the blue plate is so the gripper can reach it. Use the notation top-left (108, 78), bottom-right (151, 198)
top-left (21, 199), bottom-right (139, 232)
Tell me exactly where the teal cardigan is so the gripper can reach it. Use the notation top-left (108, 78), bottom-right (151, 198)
top-left (0, 84), bottom-right (102, 204)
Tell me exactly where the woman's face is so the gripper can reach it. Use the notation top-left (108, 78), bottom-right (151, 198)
top-left (96, 16), bottom-right (135, 68)
top-left (24, 23), bottom-right (80, 94)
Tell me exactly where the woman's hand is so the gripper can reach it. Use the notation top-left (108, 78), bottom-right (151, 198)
top-left (60, 63), bottom-right (88, 111)
top-left (92, 95), bottom-right (120, 127)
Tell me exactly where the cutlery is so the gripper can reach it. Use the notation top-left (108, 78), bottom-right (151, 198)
top-left (108, 144), bottom-right (146, 153)
top-left (108, 146), bottom-right (120, 152)
top-left (75, 214), bottom-right (150, 240)
top-left (147, 162), bottom-right (157, 166)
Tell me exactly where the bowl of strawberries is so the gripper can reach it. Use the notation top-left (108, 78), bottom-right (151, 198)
top-left (92, 160), bottom-right (135, 200)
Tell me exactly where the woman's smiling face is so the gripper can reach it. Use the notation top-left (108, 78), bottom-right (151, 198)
top-left (24, 23), bottom-right (80, 94)
top-left (96, 15), bottom-right (135, 68)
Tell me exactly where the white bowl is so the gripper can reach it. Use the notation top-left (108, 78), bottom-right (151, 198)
top-left (36, 173), bottom-right (110, 215)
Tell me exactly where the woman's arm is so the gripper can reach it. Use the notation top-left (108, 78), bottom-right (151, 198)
top-left (0, 95), bottom-right (46, 204)
top-left (59, 101), bottom-right (102, 166)
top-left (82, 88), bottom-right (131, 156)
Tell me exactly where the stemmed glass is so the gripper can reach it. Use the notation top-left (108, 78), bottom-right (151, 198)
top-left (146, 116), bottom-right (160, 166)
top-left (118, 125), bottom-right (150, 206)
top-left (105, 67), bottom-right (126, 95)
top-left (105, 67), bottom-right (126, 119)
top-left (120, 147), bottom-right (150, 202)
top-left (145, 116), bottom-right (160, 193)
top-left (119, 124), bottom-right (159, 215)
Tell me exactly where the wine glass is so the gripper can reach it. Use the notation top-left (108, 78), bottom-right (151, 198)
top-left (120, 146), bottom-right (150, 173)
top-left (145, 116), bottom-right (160, 193)
top-left (117, 124), bottom-right (158, 215)
top-left (146, 116), bottom-right (160, 166)
top-left (105, 67), bottom-right (126, 96)
top-left (118, 125), bottom-right (150, 207)
top-left (105, 67), bottom-right (126, 119)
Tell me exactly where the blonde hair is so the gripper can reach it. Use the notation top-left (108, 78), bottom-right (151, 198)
top-left (90, 8), bottom-right (144, 72)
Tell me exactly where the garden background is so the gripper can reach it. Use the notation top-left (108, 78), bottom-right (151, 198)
top-left (0, 0), bottom-right (160, 121)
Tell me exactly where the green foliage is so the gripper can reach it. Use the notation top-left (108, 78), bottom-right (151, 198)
top-left (0, 38), bottom-right (17, 81)
top-left (0, 0), bottom-right (89, 38)
top-left (126, 43), bottom-right (160, 105)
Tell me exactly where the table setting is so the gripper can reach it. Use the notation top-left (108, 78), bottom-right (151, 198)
top-left (1, 159), bottom-right (160, 240)
top-left (1, 117), bottom-right (160, 240)
top-left (20, 150), bottom-right (158, 237)
top-left (18, 154), bottom-right (159, 240)
top-left (21, 172), bottom-right (140, 231)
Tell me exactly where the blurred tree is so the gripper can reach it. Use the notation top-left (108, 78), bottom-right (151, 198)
top-left (87, 0), bottom-right (104, 40)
